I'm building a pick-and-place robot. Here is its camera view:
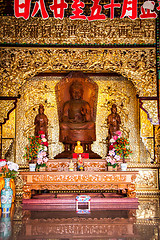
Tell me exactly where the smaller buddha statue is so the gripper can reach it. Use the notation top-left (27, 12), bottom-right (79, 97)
top-left (34, 104), bottom-right (48, 139)
top-left (74, 141), bottom-right (83, 154)
top-left (69, 160), bottom-right (74, 171)
top-left (77, 154), bottom-right (84, 171)
top-left (107, 104), bottom-right (121, 141)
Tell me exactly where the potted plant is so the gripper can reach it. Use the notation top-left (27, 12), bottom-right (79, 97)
top-left (106, 151), bottom-right (120, 171)
top-left (23, 131), bottom-right (49, 171)
top-left (23, 135), bottom-right (42, 160)
top-left (0, 160), bottom-right (19, 213)
top-left (109, 131), bottom-right (132, 171)
top-left (36, 131), bottom-right (48, 171)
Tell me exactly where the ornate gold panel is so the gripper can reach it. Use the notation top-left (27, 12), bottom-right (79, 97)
top-left (1, 109), bottom-right (15, 161)
top-left (140, 108), bottom-right (154, 161)
top-left (136, 198), bottom-right (159, 220)
top-left (139, 100), bottom-right (159, 163)
top-left (0, 100), bottom-right (15, 123)
top-left (141, 100), bottom-right (158, 125)
top-left (2, 110), bottom-right (15, 138)
top-left (135, 169), bottom-right (159, 191)
top-left (0, 17), bottom-right (155, 45)
top-left (2, 139), bottom-right (14, 160)
top-left (0, 48), bottom-right (156, 98)
top-left (140, 109), bottom-right (153, 138)
top-left (155, 126), bottom-right (160, 163)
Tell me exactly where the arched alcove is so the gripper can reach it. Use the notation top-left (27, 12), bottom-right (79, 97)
top-left (14, 72), bottom-right (143, 164)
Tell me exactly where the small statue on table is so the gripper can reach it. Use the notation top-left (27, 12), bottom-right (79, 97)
top-left (69, 160), bottom-right (74, 171)
top-left (74, 141), bottom-right (84, 171)
top-left (77, 154), bottom-right (84, 171)
top-left (74, 141), bottom-right (83, 154)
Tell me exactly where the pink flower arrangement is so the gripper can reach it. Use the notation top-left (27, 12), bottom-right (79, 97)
top-left (36, 131), bottom-right (49, 170)
top-left (106, 131), bottom-right (122, 168)
top-left (106, 154), bottom-right (120, 168)
top-left (106, 131), bottom-right (132, 165)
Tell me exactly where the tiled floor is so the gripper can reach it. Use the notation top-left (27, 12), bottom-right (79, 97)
top-left (0, 195), bottom-right (160, 240)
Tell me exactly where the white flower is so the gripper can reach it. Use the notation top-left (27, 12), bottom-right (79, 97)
top-left (41, 138), bottom-right (47, 142)
top-left (43, 146), bottom-right (48, 152)
top-left (7, 161), bottom-right (19, 171)
top-left (110, 138), bottom-right (115, 143)
top-left (109, 150), bottom-right (115, 157)
top-left (0, 160), bottom-right (6, 167)
top-left (43, 157), bottom-right (48, 163)
top-left (114, 155), bottom-right (120, 161)
top-left (37, 159), bottom-right (43, 165)
top-left (106, 156), bottom-right (112, 163)
top-left (38, 151), bottom-right (46, 159)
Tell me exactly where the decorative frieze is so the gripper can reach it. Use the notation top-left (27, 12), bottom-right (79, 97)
top-left (0, 48), bottom-right (156, 98)
top-left (0, 17), bottom-right (156, 45)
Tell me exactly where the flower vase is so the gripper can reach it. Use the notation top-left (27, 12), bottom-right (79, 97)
top-left (29, 163), bottom-right (36, 171)
top-left (121, 163), bottom-right (127, 171)
top-left (1, 178), bottom-right (13, 213)
top-left (121, 155), bottom-right (127, 171)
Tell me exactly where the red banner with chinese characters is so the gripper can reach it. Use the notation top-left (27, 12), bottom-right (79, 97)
top-left (14, 0), bottom-right (159, 20)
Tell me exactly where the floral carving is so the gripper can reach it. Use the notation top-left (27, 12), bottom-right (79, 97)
top-left (0, 48), bottom-right (156, 97)
top-left (135, 170), bottom-right (158, 189)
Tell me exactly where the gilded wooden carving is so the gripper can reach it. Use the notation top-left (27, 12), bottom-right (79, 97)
top-left (0, 100), bottom-right (15, 123)
top-left (20, 171), bottom-right (138, 199)
top-left (0, 17), bottom-right (155, 45)
top-left (135, 169), bottom-right (158, 190)
top-left (0, 48), bottom-right (156, 97)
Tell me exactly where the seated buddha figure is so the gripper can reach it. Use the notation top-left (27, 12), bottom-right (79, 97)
top-left (74, 141), bottom-right (84, 154)
top-left (59, 81), bottom-right (96, 143)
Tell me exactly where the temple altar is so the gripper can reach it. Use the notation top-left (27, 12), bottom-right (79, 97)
top-left (20, 169), bottom-right (138, 199)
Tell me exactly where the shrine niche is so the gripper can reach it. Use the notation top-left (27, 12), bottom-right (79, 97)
top-left (55, 71), bottom-right (100, 159)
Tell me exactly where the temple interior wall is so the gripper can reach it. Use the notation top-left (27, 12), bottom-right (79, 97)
top-left (0, 17), bottom-right (159, 194)
top-left (14, 74), bottom-right (145, 164)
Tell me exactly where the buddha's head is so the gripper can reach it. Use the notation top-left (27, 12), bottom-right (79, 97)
top-left (69, 81), bottom-right (83, 100)
top-left (38, 104), bottom-right (44, 114)
top-left (77, 141), bottom-right (81, 146)
top-left (111, 104), bottom-right (117, 114)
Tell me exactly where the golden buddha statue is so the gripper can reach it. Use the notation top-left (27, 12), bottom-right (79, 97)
top-left (74, 141), bottom-right (83, 154)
